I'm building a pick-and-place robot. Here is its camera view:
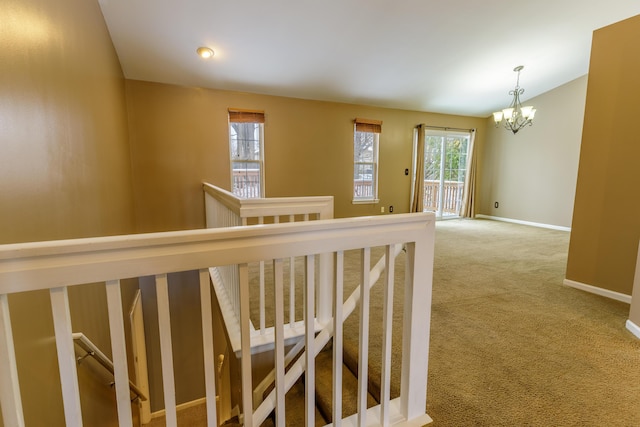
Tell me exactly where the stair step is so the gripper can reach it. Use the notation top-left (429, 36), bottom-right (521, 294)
top-left (314, 350), bottom-right (378, 423)
top-left (259, 375), bottom-right (327, 427)
top-left (343, 336), bottom-right (402, 405)
top-left (257, 340), bottom-right (389, 426)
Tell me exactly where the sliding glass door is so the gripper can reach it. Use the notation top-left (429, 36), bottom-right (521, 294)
top-left (423, 129), bottom-right (470, 218)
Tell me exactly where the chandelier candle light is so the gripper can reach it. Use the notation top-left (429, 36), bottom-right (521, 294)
top-left (493, 65), bottom-right (536, 134)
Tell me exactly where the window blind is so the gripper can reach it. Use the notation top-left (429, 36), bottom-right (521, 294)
top-left (229, 109), bottom-right (265, 123)
top-left (354, 118), bottom-right (382, 134)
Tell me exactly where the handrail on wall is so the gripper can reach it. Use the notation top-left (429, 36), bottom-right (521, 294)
top-left (72, 333), bottom-right (147, 402)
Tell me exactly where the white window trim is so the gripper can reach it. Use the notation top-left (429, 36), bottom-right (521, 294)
top-left (228, 122), bottom-right (265, 198)
top-left (352, 131), bottom-right (380, 203)
top-left (352, 198), bottom-right (380, 205)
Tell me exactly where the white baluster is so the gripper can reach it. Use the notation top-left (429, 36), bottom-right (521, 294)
top-left (156, 274), bottom-right (177, 427)
top-left (0, 293), bottom-right (25, 427)
top-left (289, 256), bottom-right (295, 327)
top-left (239, 264), bottom-right (253, 427)
top-left (380, 245), bottom-right (396, 427)
top-left (273, 259), bottom-right (285, 427)
top-left (50, 286), bottom-right (83, 427)
top-left (305, 255), bottom-right (315, 427)
top-left (288, 215), bottom-right (296, 328)
top-left (333, 251), bottom-right (344, 427)
top-left (199, 269), bottom-right (218, 427)
top-left (105, 280), bottom-right (133, 427)
top-left (259, 217), bottom-right (265, 335)
top-left (357, 248), bottom-right (371, 427)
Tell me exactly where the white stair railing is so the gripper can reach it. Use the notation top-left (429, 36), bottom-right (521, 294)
top-left (0, 212), bottom-right (434, 427)
top-left (252, 243), bottom-right (404, 425)
top-left (203, 183), bottom-right (335, 354)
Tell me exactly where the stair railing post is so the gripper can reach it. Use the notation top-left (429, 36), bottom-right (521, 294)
top-left (316, 198), bottom-right (334, 326)
top-left (317, 252), bottom-right (333, 325)
top-left (399, 219), bottom-right (435, 421)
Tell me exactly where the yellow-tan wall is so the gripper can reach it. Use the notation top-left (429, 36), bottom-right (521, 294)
top-left (0, 0), bottom-right (136, 425)
top-left (479, 76), bottom-right (587, 228)
top-left (566, 15), bottom-right (640, 296)
top-left (0, 1), bottom-right (135, 244)
top-left (631, 244), bottom-right (640, 328)
top-left (125, 79), bottom-right (487, 230)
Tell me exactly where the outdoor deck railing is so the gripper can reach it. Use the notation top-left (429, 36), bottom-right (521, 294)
top-left (232, 169), bottom-right (261, 199)
top-left (423, 180), bottom-right (464, 215)
top-left (234, 174), bottom-right (464, 216)
top-left (353, 179), bottom-right (464, 215)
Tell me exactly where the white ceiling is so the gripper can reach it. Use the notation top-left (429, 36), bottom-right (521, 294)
top-left (98, 0), bottom-right (640, 118)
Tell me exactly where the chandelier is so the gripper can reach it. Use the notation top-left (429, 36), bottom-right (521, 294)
top-left (492, 65), bottom-right (536, 134)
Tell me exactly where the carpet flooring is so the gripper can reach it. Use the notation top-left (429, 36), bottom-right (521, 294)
top-left (423, 219), bottom-right (640, 426)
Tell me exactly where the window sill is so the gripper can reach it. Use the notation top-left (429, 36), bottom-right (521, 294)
top-left (352, 198), bottom-right (379, 205)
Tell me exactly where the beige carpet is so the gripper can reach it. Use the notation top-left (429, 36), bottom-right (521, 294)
top-left (412, 219), bottom-right (639, 426)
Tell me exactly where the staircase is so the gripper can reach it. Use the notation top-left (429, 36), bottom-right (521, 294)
top-left (314, 348), bottom-right (378, 424)
top-left (247, 245), bottom-right (406, 427)
top-left (258, 350), bottom-right (379, 427)
top-left (148, 346), bottom-right (380, 427)
top-left (202, 183), bottom-right (434, 427)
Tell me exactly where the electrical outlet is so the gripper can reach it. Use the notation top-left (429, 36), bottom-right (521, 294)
top-left (389, 205), bottom-right (394, 213)
top-left (495, 202), bottom-right (499, 208)
top-left (381, 206), bottom-right (385, 213)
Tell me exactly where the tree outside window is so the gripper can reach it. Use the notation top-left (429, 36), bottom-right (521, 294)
top-left (229, 110), bottom-right (264, 198)
top-left (353, 118), bottom-right (381, 202)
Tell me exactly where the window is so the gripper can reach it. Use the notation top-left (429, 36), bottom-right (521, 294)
top-left (422, 129), bottom-right (471, 217)
top-left (353, 118), bottom-right (381, 202)
top-left (229, 109), bottom-right (265, 198)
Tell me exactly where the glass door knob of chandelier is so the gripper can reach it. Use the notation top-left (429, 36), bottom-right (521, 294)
top-left (492, 65), bottom-right (536, 134)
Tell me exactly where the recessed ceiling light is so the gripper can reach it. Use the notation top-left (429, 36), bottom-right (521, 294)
top-left (196, 47), bottom-right (214, 59)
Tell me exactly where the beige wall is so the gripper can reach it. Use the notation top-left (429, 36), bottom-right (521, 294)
top-left (0, 1), bottom-right (135, 244)
top-left (630, 243), bottom-right (640, 328)
top-left (478, 76), bottom-right (587, 228)
top-left (0, 0), bottom-right (137, 425)
top-left (566, 15), bottom-right (640, 296)
top-left (125, 79), bottom-right (487, 230)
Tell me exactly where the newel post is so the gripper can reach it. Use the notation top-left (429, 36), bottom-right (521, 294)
top-left (316, 199), bottom-right (335, 325)
top-left (400, 218), bottom-right (435, 420)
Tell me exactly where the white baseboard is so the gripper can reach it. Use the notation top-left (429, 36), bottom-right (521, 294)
top-left (475, 214), bottom-right (571, 232)
top-left (563, 279), bottom-right (632, 304)
top-left (626, 320), bottom-right (640, 340)
top-left (150, 397), bottom-right (207, 419)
